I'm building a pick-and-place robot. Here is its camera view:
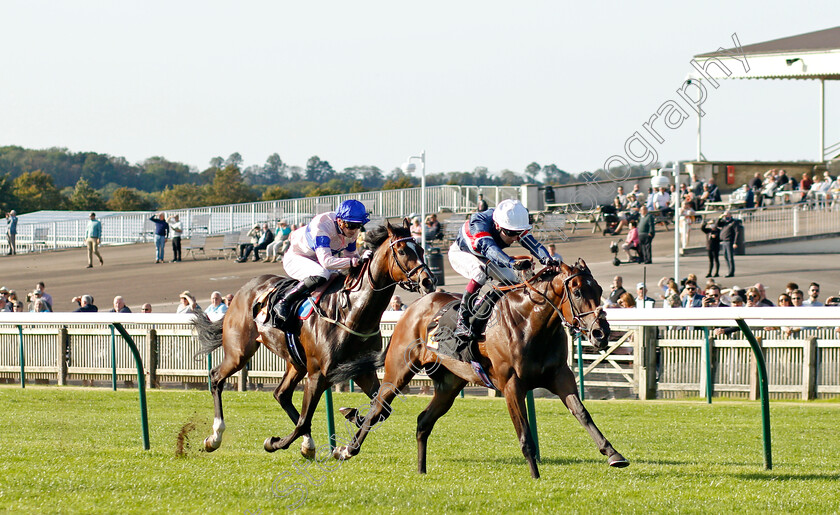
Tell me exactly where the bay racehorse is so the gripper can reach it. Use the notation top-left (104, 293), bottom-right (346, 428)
top-left (332, 259), bottom-right (628, 478)
top-left (194, 221), bottom-right (435, 458)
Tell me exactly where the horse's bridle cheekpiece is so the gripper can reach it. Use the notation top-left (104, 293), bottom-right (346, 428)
top-left (387, 236), bottom-right (432, 292)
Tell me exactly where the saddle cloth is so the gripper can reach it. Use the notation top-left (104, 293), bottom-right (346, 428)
top-left (425, 298), bottom-right (496, 390)
top-left (254, 275), bottom-right (339, 330)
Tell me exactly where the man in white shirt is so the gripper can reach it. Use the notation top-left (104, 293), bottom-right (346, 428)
top-left (802, 282), bottom-right (823, 306)
top-left (205, 291), bottom-right (228, 321)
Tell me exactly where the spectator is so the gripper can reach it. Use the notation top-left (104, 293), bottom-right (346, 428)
top-left (631, 184), bottom-right (645, 204)
top-left (622, 221), bottom-right (640, 262)
top-left (803, 282), bottom-right (823, 306)
top-left (176, 290), bottom-right (201, 314)
top-left (702, 284), bottom-right (728, 307)
top-left (635, 282), bottom-right (655, 308)
top-left (706, 177), bottom-right (721, 203)
top-left (149, 213), bottom-right (170, 263)
top-left (800, 173), bottom-right (813, 195)
top-left (754, 283), bottom-right (774, 306)
top-left (205, 291), bottom-right (228, 321)
top-left (615, 186), bottom-right (627, 207)
top-left (85, 212), bottom-right (104, 268)
top-left (652, 186), bottom-right (672, 216)
top-left (637, 206), bottom-right (655, 264)
top-left (0, 295), bottom-right (9, 312)
top-left (236, 225), bottom-right (261, 263)
top-left (109, 296), bottom-right (132, 313)
top-left (34, 282), bottom-right (53, 309)
top-left (476, 193), bottom-right (488, 212)
top-left (5, 210), bottom-right (17, 255)
top-left (681, 281), bottom-right (703, 307)
top-left (264, 220), bottom-right (292, 263)
top-left (0, 285), bottom-right (9, 302)
top-left (167, 214), bottom-right (183, 262)
top-left (663, 283), bottom-right (682, 308)
top-left (72, 295), bottom-right (98, 312)
top-left (547, 243), bottom-right (563, 262)
top-left (31, 298), bottom-right (50, 312)
top-left (27, 289), bottom-right (52, 312)
top-left (679, 201), bottom-right (694, 248)
top-left (617, 292), bottom-right (636, 308)
top-left (700, 218), bottom-right (721, 278)
top-left (748, 172), bottom-right (763, 193)
top-left (388, 295), bottom-right (407, 311)
top-left (224, 293), bottom-right (234, 306)
top-left (410, 217), bottom-right (422, 244)
top-left (245, 223), bottom-right (274, 262)
top-left (785, 282), bottom-right (799, 295)
top-left (140, 303), bottom-right (153, 313)
top-left (424, 214), bottom-right (442, 242)
top-left (12, 301), bottom-right (24, 312)
top-left (607, 276), bottom-right (627, 305)
top-left (715, 210), bottom-right (742, 277)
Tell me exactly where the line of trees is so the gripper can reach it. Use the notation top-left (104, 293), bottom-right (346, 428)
top-left (0, 145), bottom-right (653, 215)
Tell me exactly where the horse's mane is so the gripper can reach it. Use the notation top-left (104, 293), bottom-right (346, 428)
top-left (362, 223), bottom-right (411, 250)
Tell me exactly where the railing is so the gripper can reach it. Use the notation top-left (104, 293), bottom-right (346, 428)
top-left (2, 185), bottom-right (522, 254)
top-left (2, 309), bottom-right (838, 401)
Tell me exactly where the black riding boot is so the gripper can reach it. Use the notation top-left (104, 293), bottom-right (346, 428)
top-left (470, 289), bottom-right (503, 339)
top-left (452, 290), bottom-right (478, 360)
top-left (273, 276), bottom-right (326, 326)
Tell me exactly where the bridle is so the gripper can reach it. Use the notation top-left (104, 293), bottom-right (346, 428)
top-left (508, 264), bottom-right (603, 337)
top-left (345, 235), bottom-right (431, 293)
top-left (386, 236), bottom-right (432, 292)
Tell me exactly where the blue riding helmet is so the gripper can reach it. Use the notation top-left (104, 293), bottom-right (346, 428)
top-left (336, 199), bottom-right (370, 225)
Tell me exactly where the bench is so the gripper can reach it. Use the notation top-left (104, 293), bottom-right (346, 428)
top-left (532, 213), bottom-right (568, 242)
top-left (214, 230), bottom-right (245, 259)
top-left (31, 227), bottom-right (50, 253)
top-left (189, 213), bottom-right (211, 235)
top-left (185, 233), bottom-right (207, 260)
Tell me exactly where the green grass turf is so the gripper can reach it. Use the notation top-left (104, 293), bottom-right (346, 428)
top-left (1, 386), bottom-right (839, 514)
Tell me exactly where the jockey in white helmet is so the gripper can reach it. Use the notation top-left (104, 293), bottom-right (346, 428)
top-left (448, 199), bottom-right (560, 361)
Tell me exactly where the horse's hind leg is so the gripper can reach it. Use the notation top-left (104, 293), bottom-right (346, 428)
top-left (265, 371), bottom-right (329, 452)
top-left (549, 366), bottom-right (629, 468)
top-left (204, 339), bottom-right (258, 452)
top-left (501, 377), bottom-right (541, 479)
top-left (416, 370), bottom-right (467, 474)
top-left (271, 363), bottom-right (313, 458)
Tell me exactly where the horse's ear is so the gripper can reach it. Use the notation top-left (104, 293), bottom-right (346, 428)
top-left (560, 261), bottom-right (574, 275)
top-left (385, 219), bottom-right (394, 234)
top-left (403, 218), bottom-right (410, 230)
top-left (578, 258), bottom-right (589, 272)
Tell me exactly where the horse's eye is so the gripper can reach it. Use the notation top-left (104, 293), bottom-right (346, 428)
top-left (398, 250), bottom-right (406, 256)
top-left (574, 289), bottom-right (582, 298)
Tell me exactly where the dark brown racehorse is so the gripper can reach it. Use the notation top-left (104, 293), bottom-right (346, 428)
top-left (332, 259), bottom-right (628, 478)
top-left (194, 221), bottom-right (435, 458)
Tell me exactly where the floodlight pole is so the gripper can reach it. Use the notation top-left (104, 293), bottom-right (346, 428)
top-left (407, 152), bottom-right (427, 251)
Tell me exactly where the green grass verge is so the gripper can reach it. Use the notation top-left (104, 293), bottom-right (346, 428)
top-left (1, 387), bottom-right (839, 514)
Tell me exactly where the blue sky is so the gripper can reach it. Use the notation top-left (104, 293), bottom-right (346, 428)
top-left (1, 1), bottom-right (838, 177)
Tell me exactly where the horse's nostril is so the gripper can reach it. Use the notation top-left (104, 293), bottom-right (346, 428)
top-left (591, 329), bottom-right (604, 340)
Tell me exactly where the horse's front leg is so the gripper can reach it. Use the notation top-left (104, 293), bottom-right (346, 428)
top-left (265, 372), bottom-right (329, 452)
top-left (549, 366), bottom-right (629, 468)
top-left (271, 363), bottom-right (313, 458)
top-left (502, 376), bottom-right (540, 479)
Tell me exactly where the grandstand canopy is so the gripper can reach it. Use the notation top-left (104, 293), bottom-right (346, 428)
top-left (692, 26), bottom-right (840, 160)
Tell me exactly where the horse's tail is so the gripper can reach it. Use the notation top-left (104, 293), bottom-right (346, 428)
top-left (326, 348), bottom-right (386, 384)
top-left (192, 312), bottom-right (224, 361)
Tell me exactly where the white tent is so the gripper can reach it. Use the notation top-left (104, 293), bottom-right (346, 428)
top-left (692, 27), bottom-right (840, 161)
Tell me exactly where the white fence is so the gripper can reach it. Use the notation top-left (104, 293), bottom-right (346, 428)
top-left (1, 309), bottom-right (838, 400)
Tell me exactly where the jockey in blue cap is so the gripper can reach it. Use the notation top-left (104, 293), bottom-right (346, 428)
top-left (448, 199), bottom-right (560, 360)
top-left (274, 199), bottom-right (371, 324)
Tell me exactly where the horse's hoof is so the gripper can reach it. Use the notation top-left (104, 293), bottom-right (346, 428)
top-left (264, 437), bottom-right (278, 453)
top-left (332, 445), bottom-right (353, 461)
top-left (300, 436), bottom-right (316, 460)
top-left (338, 407), bottom-right (355, 419)
top-left (203, 436), bottom-right (220, 453)
top-left (609, 454), bottom-right (630, 468)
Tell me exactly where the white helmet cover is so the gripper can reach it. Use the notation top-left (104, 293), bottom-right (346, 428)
top-left (492, 199), bottom-right (532, 231)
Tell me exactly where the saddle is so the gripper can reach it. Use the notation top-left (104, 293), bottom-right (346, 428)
top-left (425, 299), bottom-right (496, 390)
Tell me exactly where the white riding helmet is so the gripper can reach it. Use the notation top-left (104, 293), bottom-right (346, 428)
top-left (492, 199), bottom-right (532, 231)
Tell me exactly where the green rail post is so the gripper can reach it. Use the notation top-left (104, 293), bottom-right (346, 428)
top-left (110, 325), bottom-right (117, 391)
top-left (349, 379), bottom-right (355, 393)
top-left (525, 390), bottom-right (541, 462)
top-left (111, 323), bottom-right (150, 450)
top-left (735, 319), bottom-right (772, 470)
top-left (207, 354), bottom-right (212, 391)
top-left (703, 327), bottom-right (712, 404)
top-left (576, 333), bottom-right (584, 400)
top-left (325, 388), bottom-right (337, 450)
top-left (17, 325), bottom-right (25, 389)
top-left (460, 388), bottom-right (465, 398)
